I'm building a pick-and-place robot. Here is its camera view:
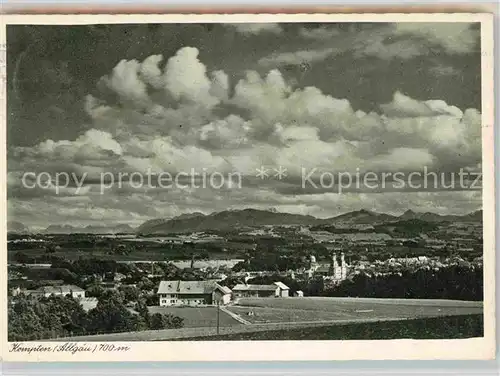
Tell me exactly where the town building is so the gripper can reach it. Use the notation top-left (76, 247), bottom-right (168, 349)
top-left (274, 282), bottom-right (290, 297)
top-left (157, 280), bottom-right (232, 307)
top-left (24, 285), bottom-right (86, 298)
top-left (309, 253), bottom-right (348, 282)
top-left (232, 282), bottom-right (290, 298)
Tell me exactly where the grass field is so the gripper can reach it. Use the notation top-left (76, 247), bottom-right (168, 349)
top-left (228, 306), bottom-right (350, 324)
top-left (182, 314), bottom-right (483, 341)
top-left (47, 298), bottom-right (483, 341)
top-left (232, 297), bottom-right (483, 323)
top-left (147, 306), bottom-right (242, 328)
top-left (51, 312), bottom-right (483, 342)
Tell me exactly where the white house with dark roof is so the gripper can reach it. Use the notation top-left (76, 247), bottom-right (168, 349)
top-left (157, 280), bottom-right (232, 307)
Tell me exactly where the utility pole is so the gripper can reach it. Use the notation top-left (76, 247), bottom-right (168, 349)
top-left (216, 298), bottom-right (220, 335)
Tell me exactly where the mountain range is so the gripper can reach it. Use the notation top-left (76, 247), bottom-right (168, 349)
top-left (137, 208), bottom-right (483, 235)
top-left (8, 223), bottom-right (136, 235)
top-left (8, 209), bottom-right (482, 235)
top-left (42, 224), bottom-right (136, 235)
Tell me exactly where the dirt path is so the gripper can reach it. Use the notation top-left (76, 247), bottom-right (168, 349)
top-left (219, 306), bottom-right (251, 325)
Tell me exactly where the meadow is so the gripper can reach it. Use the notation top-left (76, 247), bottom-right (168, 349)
top-left (232, 297), bottom-right (483, 322)
top-left (183, 314), bottom-right (484, 341)
top-left (147, 306), bottom-right (242, 328)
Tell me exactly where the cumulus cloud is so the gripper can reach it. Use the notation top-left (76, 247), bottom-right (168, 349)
top-left (99, 59), bottom-right (150, 107)
top-left (122, 136), bottom-right (229, 174)
top-left (14, 129), bottom-right (123, 161)
top-left (139, 54), bottom-right (164, 89)
top-left (209, 70), bottom-right (230, 100)
top-left (18, 58), bottom-right (482, 180)
top-left (381, 91), bottom-right (463, 118)
top-left (97, 47), bottom-right (225, 112)
top-left (197, 115), bottom-right (251, 149)
top-left (164, 47), bottom-right (220, 108)
top-left (8, 45), bottom-right (483, 225)
top-left (86, 62), bottom-right (481, 178)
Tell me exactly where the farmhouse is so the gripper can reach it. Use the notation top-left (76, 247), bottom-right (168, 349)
top-left (232, 282), bottom-right (290, 298)
top-left (157, 280), bottom-right (232, 307)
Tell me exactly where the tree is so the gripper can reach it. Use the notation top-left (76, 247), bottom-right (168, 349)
top-left (45, 244), bottom-right (57, 254)
top-left (149, 313), bottom-right (184, 330)
top-left (86, 291), bottom-right (143, 334)
top-left (8, 295), bottom-right (88, 340)
top-left (120, 285), bottom-right (140, 303)
top-left (136, 298), bottom-right (151, 327)
top-left (86, 284), bottom-right (105, 298)
top-left (13, 252), bottom-right (34, 264)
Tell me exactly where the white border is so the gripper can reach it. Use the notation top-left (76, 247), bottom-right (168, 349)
top-left (0, 13), bottom-right (495, 362)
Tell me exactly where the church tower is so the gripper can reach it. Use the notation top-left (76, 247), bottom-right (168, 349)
top-left (330, 253), bottom-right (340, 279)
top-left (340, 253), bottom-right (347, 280)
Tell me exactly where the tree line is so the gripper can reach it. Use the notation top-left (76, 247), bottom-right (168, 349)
top-left (8, 290), bottom-right (184, 341)
top-left (238, 264), bottom-right (483, 301)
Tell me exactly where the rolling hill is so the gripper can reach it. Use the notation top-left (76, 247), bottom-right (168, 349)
top-left (137, 208), bottom-right (482, 235)
top-left (137, 208), bottom-right (320, 234)
top-left (42, 224), bottom-right (136, 234)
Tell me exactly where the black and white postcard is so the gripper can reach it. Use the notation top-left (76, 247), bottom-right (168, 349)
top-left (1, 13), bottom-right (495, 361)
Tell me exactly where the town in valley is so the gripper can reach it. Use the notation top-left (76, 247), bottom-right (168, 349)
top-left (8, 208), bottom-right (484, 341)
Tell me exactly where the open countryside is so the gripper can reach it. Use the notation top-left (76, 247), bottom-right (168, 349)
top-left (48, 297), bottom-right (482, 341)
top-left (8, 209), bottom-right (484, 341)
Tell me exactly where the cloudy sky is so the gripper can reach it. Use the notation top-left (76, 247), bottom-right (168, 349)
top-left (7, 22), bottom-right (483, 228)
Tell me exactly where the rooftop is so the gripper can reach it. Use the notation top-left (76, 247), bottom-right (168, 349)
top-left (232, 284), bottom-right (279, 292)
top-left (157, 280), bottom-right (231, 295)
top-left (274, 281), bottom-right (290, 290)
top-left (36, 284), bottom-right (85, 294)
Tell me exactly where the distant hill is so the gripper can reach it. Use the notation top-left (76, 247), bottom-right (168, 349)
top-left (43, 224), bottom-right (136, 234)
top-left (399, 209), bottom-right (482, 223)
top-left (113, 224), bottom-right (136, 234)
top-left (137, 208), bottom-right (482, 235)
top-left (43, 224), bottom-right (77, 234)
top-left (7, 221), bottom-right (29, 234)
top-left (329, 209), bottom-right (398, 225)
top-left (137, 208), bottom-right (320, 234)
top-left (34, 209), bottom-right (482, 236)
